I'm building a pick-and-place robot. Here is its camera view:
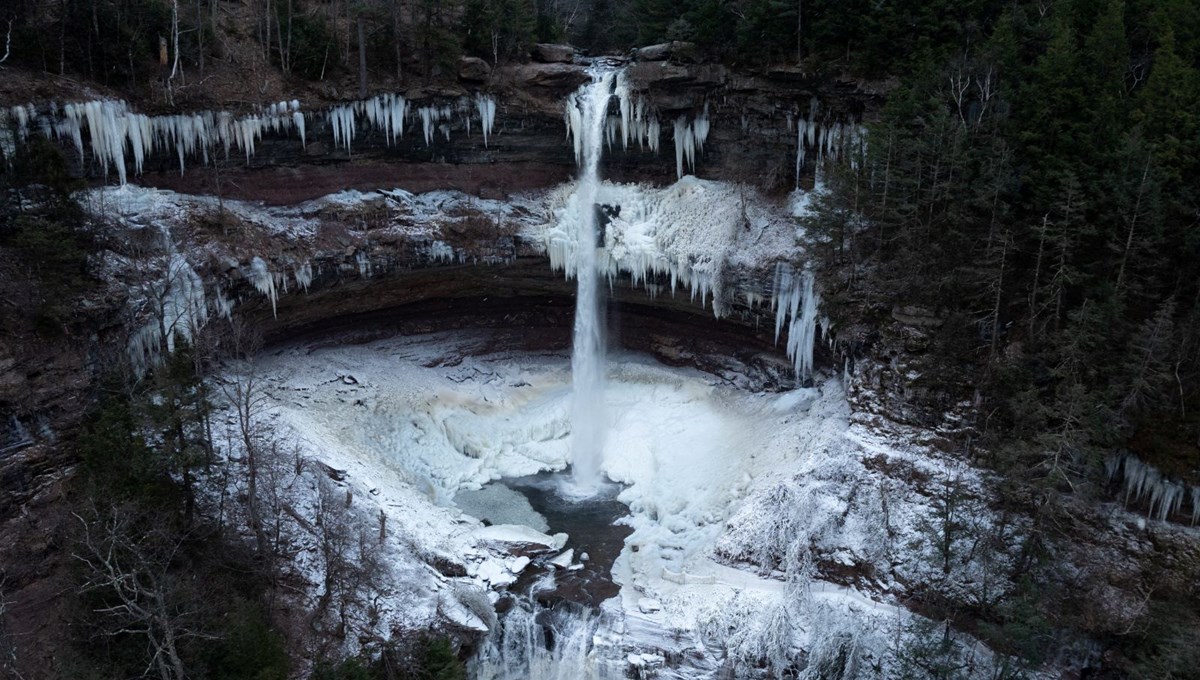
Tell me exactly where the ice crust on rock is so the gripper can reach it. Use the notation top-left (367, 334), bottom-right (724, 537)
top-left (541, 176), bottom-right (799, 315)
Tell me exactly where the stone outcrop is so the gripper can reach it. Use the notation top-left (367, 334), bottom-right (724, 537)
top-left (531, 43), bottom-right (575, 64)
top-left (458, 56), bottom-right (493, 82)
top-left (631, 41), bottom-right (700, 63)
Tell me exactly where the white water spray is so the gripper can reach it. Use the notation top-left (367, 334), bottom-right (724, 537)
top-left (565, 70), bottom-right (616, 494)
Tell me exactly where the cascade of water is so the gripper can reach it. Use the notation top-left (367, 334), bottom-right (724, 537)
top-left (565, 70), bottom-right (617, 494)
top-left (470, 592), bottom-right (624, 680)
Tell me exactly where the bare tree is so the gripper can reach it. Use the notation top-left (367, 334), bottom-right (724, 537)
top-left (312, 476), bottom-right (385, 641)
top-left (218, 319), bottom-right (272, 557)
top-left (73, 504), bottom-right (214, 680)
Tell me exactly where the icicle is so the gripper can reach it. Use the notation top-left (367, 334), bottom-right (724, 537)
top-left (646, 116), bottom-right (660, 153)
top-left (294, 261), bottom-right (313, 291)
top-left (1111, 452), bottom-right (1200, 524)
top-left (694, 106), bottom-right (710, 154)
top-left (564, 93), bottom-right (584, 165)
top-left (249, 257), bottom-right (278, 318)
top-left (616, 73), bottom-right (633, 149)
top-left (127, 254), bottom-right (208, 376)
top-left (293, 111), bottom-right (306, 148)
top-left (330, 105), bottom-right (356, 152)
top-left (430, 241), bottom-right (454, 262)
top-left (772, 264), bottom-right (820, 378)
top-left (420, 106), bottom-right (438, 147)
top-left (673, 117), bottom-right (693, 180)
top-left (476, 94), bottom-right (496, 147)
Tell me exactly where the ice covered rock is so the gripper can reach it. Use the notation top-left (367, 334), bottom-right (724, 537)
top-left (549, 549), bottom-right (574, 568)
top-left (637, 597), bottom-right (662, 613)
top-left (474, 524), bottom-right (560, 549)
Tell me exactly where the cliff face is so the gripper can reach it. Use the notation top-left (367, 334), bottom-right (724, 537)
top-left (0, 61), bottom-right (870, 670)
top-left (0, 56), bottom-right (880, 524)
top-left (20, 60), bottom-right (879, 203)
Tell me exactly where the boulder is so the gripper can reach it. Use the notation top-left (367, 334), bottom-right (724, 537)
top-left (513, 62), bottom-right (590, 91)
top-left (632, 41), bottom-right (700, 63)
top-left (531, 43), bottom-right (575, 64)
top-left (633, 43), bottom-right (672, 61)
top-left (625, 62), bottom-right (727, 92)
top-left (458, 56), bottom-right (492, 82)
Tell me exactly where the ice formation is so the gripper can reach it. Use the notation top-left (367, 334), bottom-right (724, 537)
top-left (472, 597), bottom-right (619, 680)
top-left (1, 93), bottom-right (498, 182)
top-left (249, 335), bottom-right (1012, 678)
top-left (672, 110), bottom-right (710, 180)
top-left (0, 100), bottom-right (302, 183)
top-left (329, 104), bottom-right (357, 152)
top-left (1108, 452), bottom-right (1200, 524)
top-left (249, 256), bottom-right (279, 318)
top-left (127, 254), bottom-right (209, 377)
top-left (793, 113), bottom-right (868, 186)
top-left (542, 176), bottom-right (800, 321)
top-left (364, 93), bottom-right (408, 145)
top-left (772, 263), bottom-right (822, 378)
top-left (566, 73), bottom-right (662, 162)
top-left (476, 94), bottom-right (497, 147)
top-left (293, 261), bottom-right (314, 292)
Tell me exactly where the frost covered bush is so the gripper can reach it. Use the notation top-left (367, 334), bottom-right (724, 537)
top-left (716, 452), bottom-right (889, 578)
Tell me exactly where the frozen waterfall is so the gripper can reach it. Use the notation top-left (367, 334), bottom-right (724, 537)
top-left (773, 263), bottom-right (822, 379)
top-left (564, 70), bottom-right (617, 495)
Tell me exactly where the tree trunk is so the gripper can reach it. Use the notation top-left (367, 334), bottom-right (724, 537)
top-left (357, 14), bottom-right (367, 97)
top-left (391, 0), bottom-right (403, 81)
top-left (796, 0), bottom-right (802, 64)
top-left (1115, 159), bottom-right (1151, 298)
top-left (195, 0), bottom-right (205, 77)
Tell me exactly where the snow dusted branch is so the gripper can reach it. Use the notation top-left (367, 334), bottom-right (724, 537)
top-left (71, 506), bottom-right (214, 680)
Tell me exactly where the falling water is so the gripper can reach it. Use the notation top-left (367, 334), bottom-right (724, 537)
top-left (566, 70), bottom-right (616, 495)
top-left (470, 585), bottom-right (626, 680)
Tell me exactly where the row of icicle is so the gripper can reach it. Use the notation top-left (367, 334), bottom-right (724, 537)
top-left (127, 240), bottom-right (456, 376)
top-left (2, 90), bottom-right (865, 189)
top-left (1107, 452), bottom-right (1200, 525)
top-left (772, 263), bottom-right (822, 379)
top-left (565, 73), bottom-right (710, 181)
top-left (0, 93), bottom-right (499, 184)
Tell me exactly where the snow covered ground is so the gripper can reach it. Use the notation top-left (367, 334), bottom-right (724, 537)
top-left (219, 329), bottom-right (1022, 678)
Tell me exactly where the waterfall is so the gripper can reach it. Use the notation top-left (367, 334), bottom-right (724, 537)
top-left (565, 71), bottom-right (617, 495)
top-left (469, 593), bottom-right (626, 680)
